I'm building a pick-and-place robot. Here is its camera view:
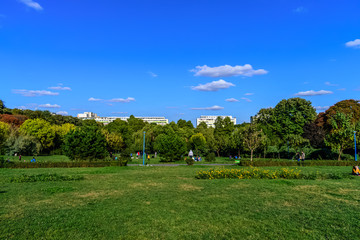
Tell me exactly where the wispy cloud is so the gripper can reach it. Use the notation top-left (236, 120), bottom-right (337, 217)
top-left (13, 89), bottom-right (59, 97)
top-left (294, 90), bottom-right (333, 96)
top-left (56, 111), bottom-right (68, 116)
top-left (148, 71), bottom-right (158, 77)
top-left (241, 97), bottom-right (252, 102)
top-left (345, 39), bottom-right (360, 48)
top-left (38, 103), bottom-right (61, 108)
top-left (244, 93), bottom-right (254, 96)
top-left (337, 88), bottom-right (346, 91)
top-left (325, 81), bottom-right (338, 86)
top-left (191, 79), bottom-right (235, 92)
top-left (191, 64), bottom-right (268, 77)
top-left (315, 106), bottom-right (329, 111)
top-left (48, 86), bottom-right (71, 91)
top-left (225, 98), bottom-right (239, 102)
top-left (108, 97), bottom-right (135, 103)
top-left (19, 0), bottom-right (43, 11)
top-left (88, 97), bottom-right (102, 101)
top-left (191, 105), bottom-right (224, 110)
top-left (111, 112), bottom-right (128, 114)
top-left (294, 6), bottom-right (308, 13)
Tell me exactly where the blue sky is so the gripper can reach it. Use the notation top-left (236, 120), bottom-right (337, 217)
top-left (0, 0), bottom-right (360, 124)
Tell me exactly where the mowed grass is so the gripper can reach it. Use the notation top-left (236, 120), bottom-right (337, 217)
top-left (1, 166), bottom-right (360, 239)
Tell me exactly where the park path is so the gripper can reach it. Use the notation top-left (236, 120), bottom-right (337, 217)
top-left (128, 163), bottom-right (236, 167)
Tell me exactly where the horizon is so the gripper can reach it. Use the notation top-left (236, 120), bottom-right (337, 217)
top-left (1, 0), bottom-right (359, 124)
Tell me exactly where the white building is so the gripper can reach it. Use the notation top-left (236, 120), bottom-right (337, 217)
top-left (77, 112), bottom-right (98, 119)
top-left (196, 115), bottom-right (236, 128)
top-left (77, 112), bottom-right (168, 125)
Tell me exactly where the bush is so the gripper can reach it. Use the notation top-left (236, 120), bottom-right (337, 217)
top-left (185, 157), bottom-right (195, 166)
top-left (195, 168), bottom-right (355, 180)
top-left (155, 133), bottom-right (187, 162)
top-left (205, 152), bottom-right (216, 162)
top-left (238, 159), bottom-right (356, 167)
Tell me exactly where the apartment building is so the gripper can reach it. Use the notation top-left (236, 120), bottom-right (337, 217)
top-left (196, 115), bottom-right (236, 128)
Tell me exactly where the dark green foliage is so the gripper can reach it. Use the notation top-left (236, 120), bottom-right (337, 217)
top-left (238, 159), bottom-right (357, 167)
top-left (63, 126), bottom-right (107, 161)
top-left (0, 160), bottom-right (128, 168)
top-left (184, 157), bottom-right (195, 165)
top-left (205, 152), bottom-right (216, 162)
top-left (155, 133), bottom-right (187, 162)
top-left (9, 173), bottom-right (83, 183)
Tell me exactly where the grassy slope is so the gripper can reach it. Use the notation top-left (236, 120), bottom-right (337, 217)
top-left (1, 166), bottom-right (360, 239)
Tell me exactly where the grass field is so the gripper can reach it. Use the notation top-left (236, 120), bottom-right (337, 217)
top-left (1, 165), bottom-right (360, 239)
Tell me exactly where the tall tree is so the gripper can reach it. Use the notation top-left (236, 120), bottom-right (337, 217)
top-left (325, 112), bottom-right (355, 160)
top-left (272, 98), bottom-right (316, 141)
top-left (19, 119), bottom-right (56, 152)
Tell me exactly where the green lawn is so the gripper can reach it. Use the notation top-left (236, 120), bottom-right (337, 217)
top-left (1, 165), bottom-right (359, 239)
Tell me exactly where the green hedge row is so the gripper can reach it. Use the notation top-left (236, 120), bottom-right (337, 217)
top-left (0, 159), bottom-right (128, 168)
top-left (238, 160), bottom-right (358, 167)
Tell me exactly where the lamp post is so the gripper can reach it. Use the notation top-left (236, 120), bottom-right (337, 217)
top-left (143, 131), bottom-right (146, 166)
top-left (354, 131), bottom-right (357, 161)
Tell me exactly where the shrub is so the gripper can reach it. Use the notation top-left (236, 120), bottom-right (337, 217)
top-left (154, 133), bottom-right (187, 162)
top-left (185, 157), bottom-right (195, 166)
top-left (195, 167), bottom-right (356, 180)
top-left (205, 152), bottom-right (216, 162)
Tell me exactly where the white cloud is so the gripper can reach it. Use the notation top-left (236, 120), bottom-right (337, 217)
top-left (325, 81), bottom-right (338, 86)
top-left (345, 39), bottom-right (360, 48)
top-left (191, 64), bottom-right (268, 77)
top-left (48, 86), bottom-right (71, 91)
top-left (19, 0), bottom-right (43, 11)
top-left (191, 79), bottom-right (235, 92)
top-left (38, 103), bottom-right (60, 108)
top-left (13, 89), bottom-right (59, 97)
top-left (241, 97), bottom-right (252, 102)
top-left (294, 6), bottom-right (307, 13)
top-left (315, 106), bottom-right (329, 111)
top-left (225, 98), bottom-right (239, 102)
top-left (88, 97), bottom-right (102, 101)
top-left (56, 111), bottom-right (68, 115)
top-left (148, 72), bottom-right (158, 77)
top-left (244, 93), bottom-right (254, 96)
top-left (191, 105), bottom-right (224, 110)
top-left (112, 112), bottom-right (128, 114)
top-left (108, 97), bottom-right (135, 103)
top-left (294, 90), bottom-right (333, 96)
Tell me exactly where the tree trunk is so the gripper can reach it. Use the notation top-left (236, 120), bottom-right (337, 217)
top-left (338, 148), bottom-right (342, 161)
top-left (217, 150), bottom-right (220, 157)
top-left (278, 152), bottom-right (280, 159)
top-left (238, 149), bottom-right (241, 157)
top-left (250, 149), bottom-right (253, 162)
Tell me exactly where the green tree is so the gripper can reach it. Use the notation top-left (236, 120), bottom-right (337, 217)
top-left (5, 133), bottom-right (41, 156)
top-left (272, 98), bottom-right (316, 141)
top-left (63, 126), bottom-right (107, 161)
top-left (19, 118), bottom-right (56, 152)
top-left (0, 122), bottom-right (10, 153)
top-left (103, 130), bottom-right (124, 153)
top-left (154, 133), bottom-right (187, 162)
top-left (325, 112), bottom-right (355, 160)
top-left (190, 133), bottom-right (207, 156)
top-left (0, 99), bottom-right (5, 114)
top-left (242, 124), bottom-right (264, 161)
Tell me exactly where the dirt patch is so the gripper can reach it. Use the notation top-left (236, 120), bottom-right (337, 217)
top-left (179, 184), bottom-right (203, 191)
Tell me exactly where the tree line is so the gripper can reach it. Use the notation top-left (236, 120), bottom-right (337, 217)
top-left (0, 98), bottom-right (359, 161)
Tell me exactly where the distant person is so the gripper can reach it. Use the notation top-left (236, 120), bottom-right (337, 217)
top-left (19, 154), bottom-right (22, 161)
top-left (301, 152), bottom-right (305, 162)
top-left (147, 154), bottom-right (150, 163)
top-left (295, 152), bottom-right (300, 162)
top-left (31, 157), bottom-right (36, 163)
top-left (352, 166), bottom-right (360, 176)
